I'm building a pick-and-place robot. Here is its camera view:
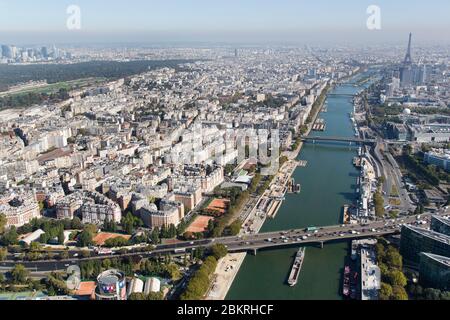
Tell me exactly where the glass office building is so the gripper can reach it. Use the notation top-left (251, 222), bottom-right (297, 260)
top-left (431, 215), bottom-right (450, 237)
top-left (400, 225), bottom-right (450, 264)
top-left (419, 253), bottom-right (450, 291)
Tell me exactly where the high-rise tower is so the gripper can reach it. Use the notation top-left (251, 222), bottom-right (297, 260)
top-left (400, 33), bottom-right (414, 87)
top-left (404, 33), bottom-right (413, 65)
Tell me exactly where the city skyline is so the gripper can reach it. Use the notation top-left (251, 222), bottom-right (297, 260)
top-left (1, 0), bottom-right (450, 44)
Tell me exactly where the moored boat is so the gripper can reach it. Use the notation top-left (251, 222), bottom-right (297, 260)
top-left (287, 248), bottom-right (306, 287)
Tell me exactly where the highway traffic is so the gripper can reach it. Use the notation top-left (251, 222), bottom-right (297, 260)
top-left (1, 210), bottom-right (445, 274)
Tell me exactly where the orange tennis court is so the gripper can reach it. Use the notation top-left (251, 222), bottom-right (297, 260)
top-left (186, 215), bottom-right (214, 233)
top-left (93, 233), bottom-right (131, 246)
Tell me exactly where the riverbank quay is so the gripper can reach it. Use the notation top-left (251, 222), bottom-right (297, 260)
top-left (204, 83), bottom-right (332, 300)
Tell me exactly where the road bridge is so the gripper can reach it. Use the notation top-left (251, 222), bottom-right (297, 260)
top-left (302, 136), bottom-right (376, 145)
top-left (327, 93), bottom-right (355, 98)
top-left (2, 212), bottom-right (435, 273)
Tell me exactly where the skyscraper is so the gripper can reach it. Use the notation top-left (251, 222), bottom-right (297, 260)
top-left (1, 45), bottom-right (12, 59)
top-left (52, 45), bottom-right (59, 59)
top-left (418, 64), bottom-right (427, 85)
top-left (41, 46), bottom-right (49, 59)
top-left (10, 45), bottom-right (17, 59)
top-left (27, 48), bottom-right (34, 59)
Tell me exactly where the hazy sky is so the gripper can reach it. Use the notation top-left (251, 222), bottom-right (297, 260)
top-left (0, 0), bottom-right (449, 45)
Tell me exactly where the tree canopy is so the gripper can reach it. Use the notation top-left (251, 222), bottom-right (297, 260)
top-left (77, 228), bottom-right (95, 248)
top-left (391, 285), bottom-right (409, 300)
top-left (0, 213), bottom-right (7, 234)
top-left (377, 241), bottom-right (408, 300)
top-left (1, 226), bottom-right (19, 246)
top-left (10, 264), bottom-right (29, 284)
top-left (379, 283), bottom-right (393, 300)
top-left (121, 213), bottom-right (143, 235)
top-left (210, 244), bottom-right (228, 260)
top-left (180, 256), bottom-right (218, 300)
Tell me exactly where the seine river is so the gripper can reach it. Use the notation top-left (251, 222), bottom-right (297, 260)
top-left (227, 72), bottom-right (376, 300)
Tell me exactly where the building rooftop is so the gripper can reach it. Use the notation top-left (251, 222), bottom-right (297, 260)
top-left (404, 224), bottom-right (450, 245)
top-left (426, 150), bottom-right (450, 161)
top-left (410, 123), bottom-right (450, 134)
top-left (432, 215), bottom-right (450, 228)
top-left (74, 281), bottom-right (97, 297)
top-left (421, 252), bottom-right (450, 267)
top-left (360, 247), bottom-right (381, 300)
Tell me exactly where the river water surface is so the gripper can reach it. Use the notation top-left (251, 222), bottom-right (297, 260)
top-left (227, 72), bottom-right (376, 300)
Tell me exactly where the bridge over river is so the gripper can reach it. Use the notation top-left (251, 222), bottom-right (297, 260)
top-left (2, 213), bottom-right (436, 273)
top-left (326, 93), bottom-right (356, 98)
top-left (302, 136), bottom-right (376, 145)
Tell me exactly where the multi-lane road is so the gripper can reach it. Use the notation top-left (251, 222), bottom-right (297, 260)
top-left (372, 139), bottom-right (414, 213)
top-left (1, 210), bottom-right (445, 274)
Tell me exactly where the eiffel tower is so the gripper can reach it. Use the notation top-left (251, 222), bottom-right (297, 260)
top-left (400, 33), bottom-right (415, 87)
top-left (403, 33), bottom-right (413, 65)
